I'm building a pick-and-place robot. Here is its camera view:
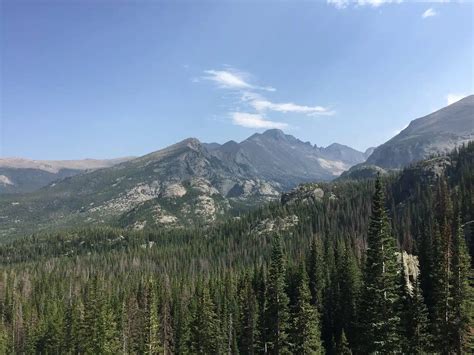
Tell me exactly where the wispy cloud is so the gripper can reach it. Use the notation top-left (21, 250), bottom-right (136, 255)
top-left (240, 91), bottom-right (334, 116)
top-left (249, 98), bottom-right (334, 116)
top-left (327, 0), bottom-right (402, 9)
top-left (202, 69), bottom-right (275, 91)
top-left (422, 8), bottom-right (437, 18)
top-left (446, 93), bottom-right (466, 105)
top-left (198, 67), bottom-right (333, 129)
top-left (231, 112), bottom-right (288, 129)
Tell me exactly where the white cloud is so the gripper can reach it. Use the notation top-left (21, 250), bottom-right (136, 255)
top-left (422, 8), bottom-right (437, 18)
top-left (446, 93), bottom-right (467, 105)
top-left (240, 91), bottom-right (334, 116)
top-left (199, 67), bottom-right (334, 130)
top-left (327, 0), bottom-right (402, 9)
top-left (250, 99), bottom-right (334, 116)
top-left (203, 69), bottom-right (275, 91)
top-left (357, 0), bottom-right (400, 6)
top-left (231, 112), bottom-right (288, 129)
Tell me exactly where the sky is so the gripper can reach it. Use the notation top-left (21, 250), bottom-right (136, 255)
top-left (1, 0), bottom-right (473, 160)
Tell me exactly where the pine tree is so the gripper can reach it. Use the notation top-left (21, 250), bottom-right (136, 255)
top-left (335, 329), bottom-right (352, 355)
top-left (307, 238), bottom-right (325, 312)
top-left (188, 283), bottom-right (221, 354)
top-left (80, 277), bottom-right (102, 354)
top-left (290, 263), bottom-right (322, 354)
top-left (144, 279), bottom-right (163, 354)
top-left (449, 216), bottom-right (473, 353)
top-left (171, 288), bottom-right (189, 355)
top-left (101, 301), bottom-right (120, 353)
top-left (238, 274), bottom-right (257, 354)
top-left (358, 177), bottom-right (401, 353)
top-left (265, 234), bottom-right (290, 354)
top-left (253, 263), bottom-right (267, 354)
top-left (337, 245), bottom-right (361, 348)
top-left (431, 180), bottom-right (454, 352)
top-left (161, 276), bottom-right (174, 354)
top-left (399, 254), bottom-right (431, 354)
top-left (80, 276), bottom-right (119, 354)
top-left (63, 298), bottom-right (81, 353)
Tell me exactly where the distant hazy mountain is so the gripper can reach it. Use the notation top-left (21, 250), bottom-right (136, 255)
top-left (0, 157), bottom-right (133, 194)
top-left (210, 129), bottom-right (367, 187)
top-left (318, 143), bottom-right (370, 167)
top-left (365, 95), bottom-right (473, 168)
top-left (0, 130), bottom-right (365, 236)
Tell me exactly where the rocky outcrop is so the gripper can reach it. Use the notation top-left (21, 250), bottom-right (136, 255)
top-left (251, 215), bottom-right (299, 236)
top-left (281, 184), bottom-right (325, 205)
top-left (337, 164), bottom-right (389, 181)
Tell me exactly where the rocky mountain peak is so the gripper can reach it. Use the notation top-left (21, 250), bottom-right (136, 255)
top-left (365, 94), bottom-right (474, 169)
top-left (261, 129), bottom-right (287, 139)
top-left (178, 137), bottom-right (202, 150)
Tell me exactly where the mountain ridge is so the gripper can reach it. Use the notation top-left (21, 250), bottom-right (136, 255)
top-left (365, 95), bottom-right (473, 168)
top-left (0, 130), bottom-right (367, 236)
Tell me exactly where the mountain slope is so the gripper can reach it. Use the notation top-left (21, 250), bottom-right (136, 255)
top-left (0, 157), bottom-right (132, 194)
top-left (365, 95), bottom-right (473, 168)
top-left (0, 131), bottom-right (366, 237)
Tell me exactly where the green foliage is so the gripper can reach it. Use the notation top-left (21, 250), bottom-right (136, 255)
top-left (265, 234), bottom-right (290, 354)
top-left (0, 143), bottom-right (472, 354)
top-left (290, 264), bottom-right (323, 354)
top-left (358, 177), bottom-right (401, 353)
top-left (188, 283), bottom-right (221, 354)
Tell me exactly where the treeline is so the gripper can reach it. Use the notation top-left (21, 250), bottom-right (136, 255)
top-left (0, 143), bottom-right (473, 354)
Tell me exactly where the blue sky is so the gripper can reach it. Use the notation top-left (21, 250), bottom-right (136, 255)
top-left (1, 0), bottom-right (472, 159)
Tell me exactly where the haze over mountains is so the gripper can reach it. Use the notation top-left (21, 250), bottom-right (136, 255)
top-left (0, 96), bottom-right (472, 236)
top-left (0, 157), bottom-right (133, 194)
top-left (0, 130), bottom-right (368, 195)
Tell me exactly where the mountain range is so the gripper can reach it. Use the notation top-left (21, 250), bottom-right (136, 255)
top-left (0, 95), bottom-right (472, 237)
top-left (0, 130), bottom-right (371, 237)
top-left (0, 157), bottom-right (133, 194)
top-left (0, 130), bottom-right (370, 195)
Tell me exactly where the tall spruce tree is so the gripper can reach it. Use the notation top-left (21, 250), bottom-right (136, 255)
top-left (144, 279), bottom-right (163, 354)
top-left (290, 263), bottom-right (323, 354)
top-left (399, 254), bottom-right (431, 354)
top-left (337, 245), bottom-right (361, 348)
top-left (160, 277), bottom-right (174, 355)
top-left (431, 179), bottom-right (454, 352)
top-left (449, 215), bottom-right (473, 353)
top-left (358, 177), bottom-right (401, 353)
top-left (307, 238), bottom-right (325, 312)
top-left (265, 234), bottom-right (290, 354)
top-left (238, 274), bottom-right (257, 355)
top-left (253, 263), bottom-right (267, 354)
top-left (188, 283), bottom-right (221, 354)
top-left (335, 329), bottom-right (352, 355)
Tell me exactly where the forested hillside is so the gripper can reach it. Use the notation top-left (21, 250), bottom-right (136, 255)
top-left (0, 143), bottom-right (473, 354)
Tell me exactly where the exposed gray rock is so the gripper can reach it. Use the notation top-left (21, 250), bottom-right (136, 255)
top-left (337, 164), bottom-right (389, 181)
top-left (281, 184), bottom-right (325, 205)
top-left (251, 215), bottom-right (299, 236)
